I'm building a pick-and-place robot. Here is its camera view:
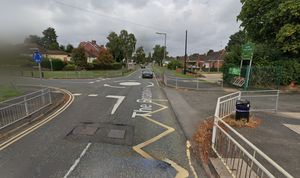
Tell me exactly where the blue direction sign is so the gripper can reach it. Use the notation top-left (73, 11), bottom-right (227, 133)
top-left (32, 51), bottom-right (43, 63)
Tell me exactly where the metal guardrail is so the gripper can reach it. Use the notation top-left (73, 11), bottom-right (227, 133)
top-left (211, 90), bottom-right (293, 178)
top-left (0, 88), bottom-right (52, 130)
top-left (163, 74), bottom-right (223, 90)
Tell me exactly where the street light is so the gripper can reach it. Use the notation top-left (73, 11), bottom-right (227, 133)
top-left (156, 32), bottom-right (167, 66)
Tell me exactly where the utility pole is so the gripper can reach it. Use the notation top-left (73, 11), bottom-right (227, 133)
top-left (156, 32), bottom-right (167, 66)
top-left (184, 30), bottom-right (187, 74)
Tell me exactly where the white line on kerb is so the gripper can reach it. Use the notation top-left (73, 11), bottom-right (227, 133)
top-left (106, 95), bottom-right (126, 115)
top-left (63, 143), bottom-right (92, 178)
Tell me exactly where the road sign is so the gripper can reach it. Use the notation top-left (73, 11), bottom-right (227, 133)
top-left (241, 42), bottom-right (255, 60)
top-left (32, 51), bottom-right (43, 64)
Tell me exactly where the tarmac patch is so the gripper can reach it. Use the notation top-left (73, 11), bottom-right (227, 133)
top-left (66, 122), bottom-right (134, 146)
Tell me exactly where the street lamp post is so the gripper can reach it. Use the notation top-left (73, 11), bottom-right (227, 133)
top-left (156, 32), bottom-right (167, 66)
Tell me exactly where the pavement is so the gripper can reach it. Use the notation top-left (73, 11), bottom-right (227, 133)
top-left (0, 68), bottom-right (206, 178)
top-left (162, 78), bottom-right (300, 177)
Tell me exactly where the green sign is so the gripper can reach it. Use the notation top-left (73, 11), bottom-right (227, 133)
top-left (229, 67), bottom-right (241, 75)
top-left (242, 42), bottom-right (255, 59)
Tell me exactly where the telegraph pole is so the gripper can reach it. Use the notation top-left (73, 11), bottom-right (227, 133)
top-left (184, 30), bottom-right (187, 74)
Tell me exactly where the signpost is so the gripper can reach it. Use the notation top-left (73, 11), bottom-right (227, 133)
top-left (240, 42), bottom-right (255, 89)
top-left (32, 51), bottom-right (43, 79)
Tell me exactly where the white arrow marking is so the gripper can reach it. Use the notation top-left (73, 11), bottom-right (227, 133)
top-left (106, 95), bottom-right (125, 115)
top-left (146, 82), bottom-right (154, 88)
top-left (104, 84), bottom-right (125, 89)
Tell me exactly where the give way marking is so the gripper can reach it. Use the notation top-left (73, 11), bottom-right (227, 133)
top-left (106, 95), bottom-right (125, 115)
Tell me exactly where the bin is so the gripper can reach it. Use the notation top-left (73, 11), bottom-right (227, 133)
top-left (235, 99), bottom-right (250, 122)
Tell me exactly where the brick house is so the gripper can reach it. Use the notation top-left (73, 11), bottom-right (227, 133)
top-left (78, 40), bottom-right (103, 63)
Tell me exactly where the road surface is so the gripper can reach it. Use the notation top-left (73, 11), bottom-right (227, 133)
top-left (0, 69), bottom-right (205, 178)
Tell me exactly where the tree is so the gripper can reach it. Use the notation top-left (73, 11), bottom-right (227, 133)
top-left (96, 48), bottom-right (114, 65)
top-left (152, 45), bottom-right (167, 66)
top-left (147, 52), bottom-right (152, 62)
top-left (71, 47), bottom-right (87, 69)
top-left (65, 44), bottom-right (74, 53)
top-left (24, 35), bottom-right (42, 45)
top-left (238, 0), bottom-right (300, 54)
top-left (106, 30), bottom-right (137, 63)
top-left (42, 27), bottom-right (59, 50)
top-left (134, 46), bottom-right (146, 64)
top-left (226, 31), bottom-right (246, 51)
top-left (59, 45), bottom-right (65, 51)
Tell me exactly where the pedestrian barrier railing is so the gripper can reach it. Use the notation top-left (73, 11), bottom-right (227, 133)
top-left (163, 74), bottom-right (223, 90)
top-left (0, 88), bottom-right (52, 130)
top-left (212, 90), bottom-right (293, 178)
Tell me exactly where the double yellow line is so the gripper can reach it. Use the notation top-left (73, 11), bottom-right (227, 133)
top-left (0, 87), bottom-right (74, 151)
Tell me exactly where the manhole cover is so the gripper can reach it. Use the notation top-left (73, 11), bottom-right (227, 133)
top-left (73, 126), bottom-right (98, 136)
top-left (107, 129), bottom-right (126, 139)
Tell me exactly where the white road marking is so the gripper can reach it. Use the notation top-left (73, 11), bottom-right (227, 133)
top-left (63, 143), bottom-right (92, 178)
top-left (106, 95), bottom-right (126, 115)
top-left (73, 93), bottom-right (82, 96)
top-left (88, 82), bottom-right (95, 84)
top-left (119, 82), bottom-right (141, 86)
top-left (146, 82), bottom-right (154, 88)
top-left (104, 84), bottom-right (125, 89)
top-left (283, 124), bottom-right (300, 135)
top-left (114, 80), bottom-right (137, 83)
top-left (88, 94), bottom-right (98, 97)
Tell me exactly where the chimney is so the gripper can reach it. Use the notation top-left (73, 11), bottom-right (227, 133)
top-left (91, 40), bottom-right (96, 45)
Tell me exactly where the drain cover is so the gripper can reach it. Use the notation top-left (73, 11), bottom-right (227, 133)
top-left (73, 126), bottom-right (98, 136)
top-left (66, 122), bottom-right (134, 146)
top-left (107, 129), bottom-right (126, 139)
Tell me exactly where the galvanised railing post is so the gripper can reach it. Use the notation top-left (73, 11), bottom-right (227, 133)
top-left (175, 78), bottom-right (178, 89)
top-left (196, 79), bottom-right (199, 90)
top-left (212, 98), bottom-right (220, 148)
top-left (48, 88), bottom-right (52, 104)
top-left (275, 90), bottom-right (279, 113)
top-left (24, 96), bottom-right (29, 116)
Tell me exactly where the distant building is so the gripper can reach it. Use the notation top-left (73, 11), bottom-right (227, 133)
top-left (45, 50), bottom-right (71, 62)
top-left (179, 49), bottom-right (225, 72)
top-left (78, 40), bottom-right (103, 63)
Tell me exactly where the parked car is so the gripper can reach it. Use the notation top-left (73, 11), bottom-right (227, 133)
top-left (140, 64), bottom-right (146, 69)
top-left (142, 70), bottom-right (153, 79)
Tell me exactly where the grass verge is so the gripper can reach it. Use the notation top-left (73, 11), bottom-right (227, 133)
top-left (0, 85), bottom-right (22, 102)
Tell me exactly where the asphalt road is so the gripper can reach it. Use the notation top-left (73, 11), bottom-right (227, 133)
top-left (0, 69), bottom-right (205, 178)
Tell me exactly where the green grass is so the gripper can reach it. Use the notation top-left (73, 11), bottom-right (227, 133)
top-left (21, 69), bottom-right (133, 79)
top-left (152, 65), bottom-right (166, 75)
top-left (0, 85), bottom-right (22, 102)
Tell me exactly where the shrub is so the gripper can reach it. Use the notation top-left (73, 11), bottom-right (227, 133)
top-left (167, 60), bottom-right (182, 70)
top-left (41, 58), bottom-right (66, 70)
top-left (63, 64), bottom-right (76, 71)
top-left (92, 61), bottom-right (122, 70)
top-left (272, 59), bottom-right (300, 85)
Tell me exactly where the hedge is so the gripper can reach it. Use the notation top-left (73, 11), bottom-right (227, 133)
top-left (41, 58), bottom-right (66, 71)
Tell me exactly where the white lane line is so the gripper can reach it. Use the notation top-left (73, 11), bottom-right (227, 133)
top-left (283, 124), bottom-right (300, 135)
top-left (73, 93), bottom-right (82, 96)
top-left (114, 80), bottom-right (137, 83)
top-left (106, 95), bottom-right (126, 115)
top-left (63, 143), bottom-right (92, 178)
top-left (88, 94), bottom-right (98, 97)
top-left (104, 84), bottom-right (125, 89)
top-left (88, 82), bottom-right (95, 84)
top-left (186, 141), bottom-right (198, 178)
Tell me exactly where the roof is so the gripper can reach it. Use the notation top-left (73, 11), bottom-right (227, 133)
top-left (46, 50), bottom-right (69, 55)
top-left (79, 41), bottom-right (102, 58)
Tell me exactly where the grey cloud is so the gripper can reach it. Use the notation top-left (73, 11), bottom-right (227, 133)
top-left (0, 0), bottom-right (241, 56)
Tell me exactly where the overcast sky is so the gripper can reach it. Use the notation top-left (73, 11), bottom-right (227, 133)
top-left (0, 0), bottom-right (242, 56)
